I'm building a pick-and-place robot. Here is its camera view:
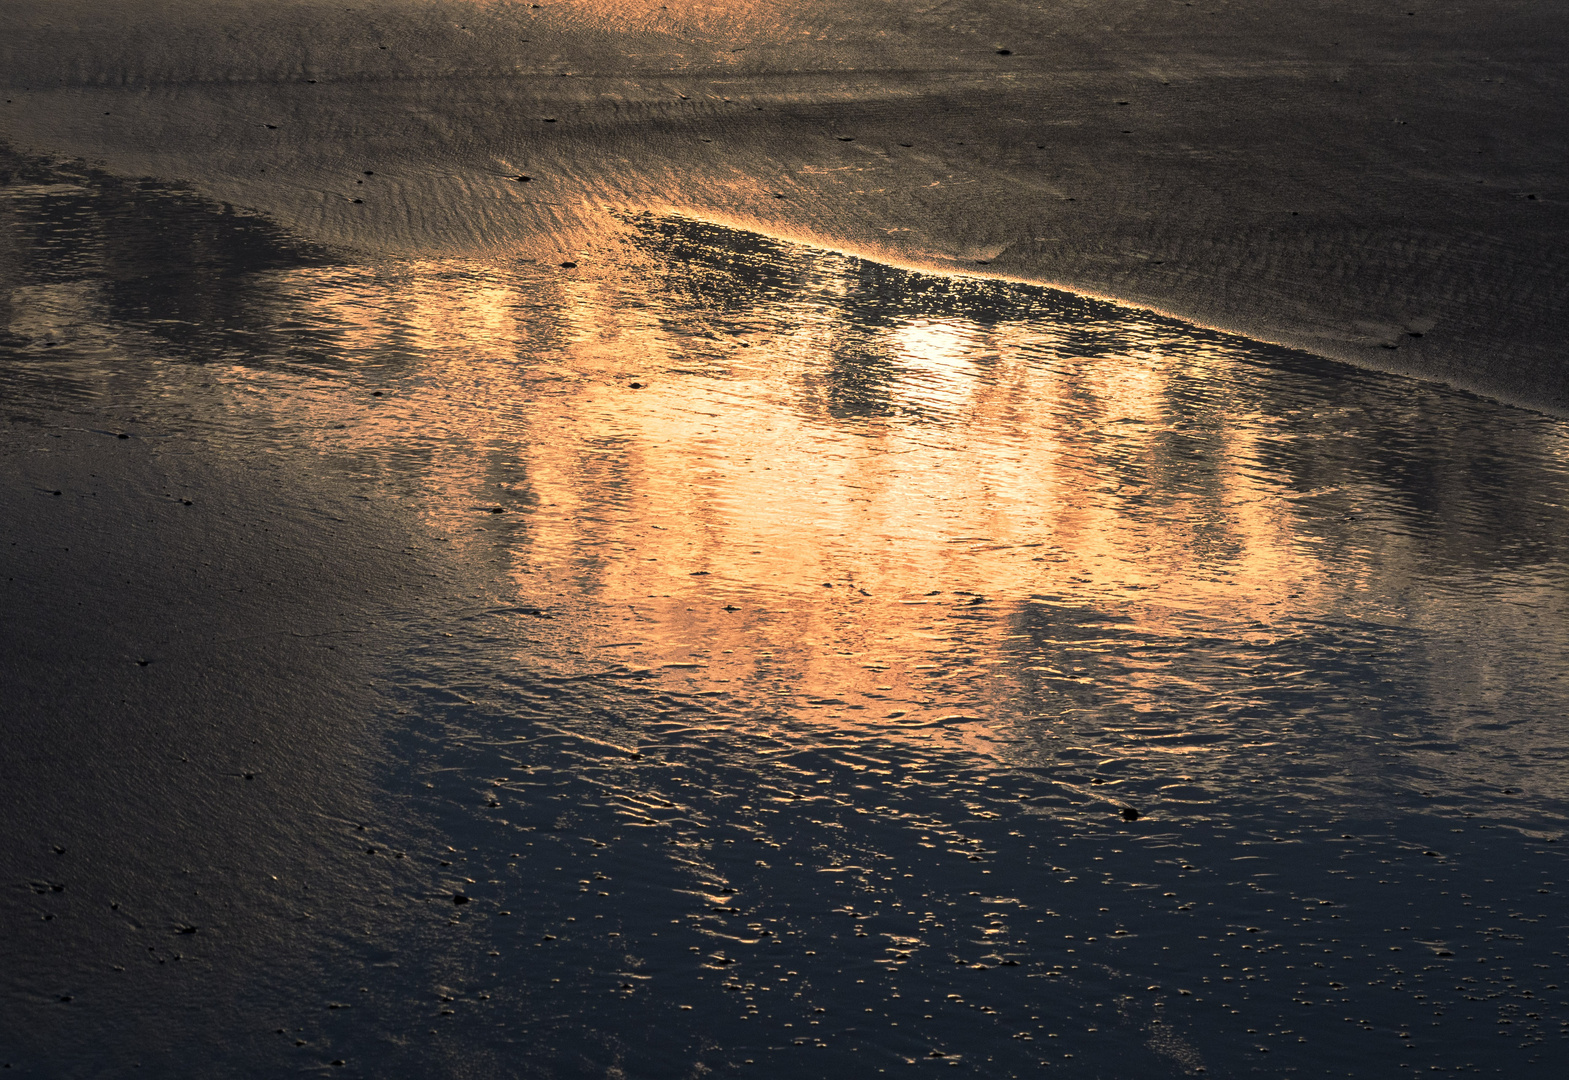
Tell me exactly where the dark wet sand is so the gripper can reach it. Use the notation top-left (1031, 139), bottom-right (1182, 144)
top-left (2, 0), bottom-right (1565, 412)
top-left (0, 404), bottom-right (436, 1069)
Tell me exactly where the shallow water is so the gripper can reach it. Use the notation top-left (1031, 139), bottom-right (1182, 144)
top-left (4, 156), bottom-right (1569, 1077)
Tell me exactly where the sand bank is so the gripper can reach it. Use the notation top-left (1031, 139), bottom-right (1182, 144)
top-left (2, 0), bottom-right (1565, 412)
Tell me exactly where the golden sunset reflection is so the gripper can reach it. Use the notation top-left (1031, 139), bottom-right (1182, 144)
top-left (8, 203), bottom-right (1568, 808)
top-left (80, 216), bottom-right (1543, 810)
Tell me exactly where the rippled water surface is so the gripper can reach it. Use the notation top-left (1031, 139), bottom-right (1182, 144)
top-left (5, 157), bottom-right (1569, 1077)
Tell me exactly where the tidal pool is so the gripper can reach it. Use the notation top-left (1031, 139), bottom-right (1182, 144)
top-left (3, 156), bottom-right (1567, 1077)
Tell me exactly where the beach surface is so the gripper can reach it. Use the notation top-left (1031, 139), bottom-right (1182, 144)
top-left (4, 4), bottom-right (1569, 1078)
top-left (2, 0), bottom-right (1566, 412)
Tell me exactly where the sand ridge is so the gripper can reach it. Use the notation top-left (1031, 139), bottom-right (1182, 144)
top-left (1, 0), bottom-right (1565, 412)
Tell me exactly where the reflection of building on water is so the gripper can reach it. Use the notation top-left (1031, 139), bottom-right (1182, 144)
top-left (6, 162), bottom-right (1569, 810)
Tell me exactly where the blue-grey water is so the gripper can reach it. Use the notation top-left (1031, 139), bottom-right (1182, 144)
top-left (3, 154), bottom-right (1567, 1077)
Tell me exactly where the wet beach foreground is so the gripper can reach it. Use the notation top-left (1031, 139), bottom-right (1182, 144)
top-left (2, 154), bottom-right (1567, 1077)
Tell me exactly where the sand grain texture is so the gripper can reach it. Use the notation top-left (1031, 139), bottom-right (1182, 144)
top-left (0, 406), bottom-right (433, 1071)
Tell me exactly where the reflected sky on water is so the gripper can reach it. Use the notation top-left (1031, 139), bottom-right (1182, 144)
top-left (5, 154), bottom-right (1569, 1076)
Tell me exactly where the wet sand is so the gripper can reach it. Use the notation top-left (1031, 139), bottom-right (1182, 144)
top-left (3, 4), bottom-right (1569, 1077)
top-left (1, 0), bottom-right (1566, 412)
top-left (4, 156), bottom-right (1568, 1075)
